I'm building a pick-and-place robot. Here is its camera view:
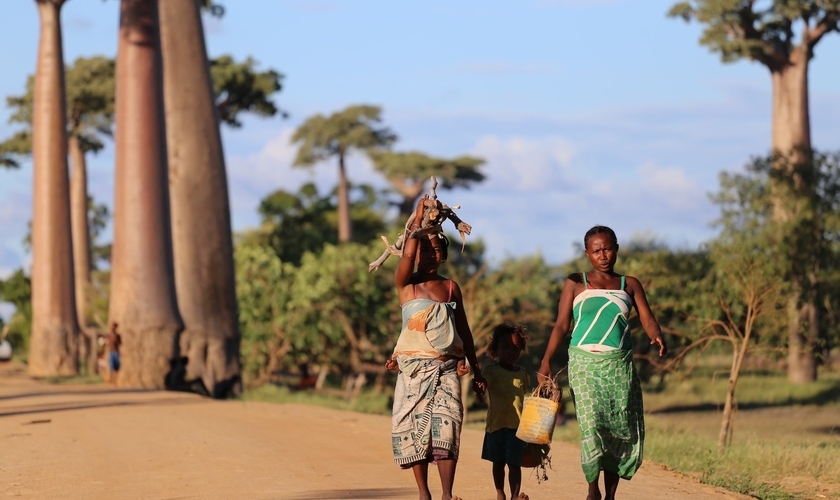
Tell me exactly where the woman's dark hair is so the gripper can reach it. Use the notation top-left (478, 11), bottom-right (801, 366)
top-left (487, 321), bottom-right (528, 359)
top-left (584, 225), bottom-right (618, 250)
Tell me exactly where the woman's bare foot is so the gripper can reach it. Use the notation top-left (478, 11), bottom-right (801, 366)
top-left (516, 493), bottom-right (529, 500)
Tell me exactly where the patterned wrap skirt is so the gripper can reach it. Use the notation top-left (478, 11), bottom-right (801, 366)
top-left (391, 358), bottom-right (463, 467)
top-left (568, 346), bottom-right (645, 482)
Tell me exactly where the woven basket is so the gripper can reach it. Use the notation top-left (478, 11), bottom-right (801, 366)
top-left (515, 396), bottom-right (559, 445)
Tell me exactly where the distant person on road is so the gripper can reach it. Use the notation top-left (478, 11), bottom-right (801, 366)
top-left (480, 321), bottom-right (530, 500)
top-left (538, 225), bottom-right (667, 500)
top-left (386, 195), bottom-right (485, 500)
top-left (107, 323), bottom-right (122, 385)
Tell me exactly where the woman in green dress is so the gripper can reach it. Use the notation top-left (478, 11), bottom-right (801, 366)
top-left (539, 226), bottom-right (667, 500)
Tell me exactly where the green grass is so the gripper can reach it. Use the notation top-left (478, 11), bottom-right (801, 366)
top-left (548, 417), bottom-right (833, 500)
top-left (643, 370), bottom-right (840, 411)
top-left (542, 368), bottom-right (840, 500)
top-left (43, 373), bottom-right (103, 384)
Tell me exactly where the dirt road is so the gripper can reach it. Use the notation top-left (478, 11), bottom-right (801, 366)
top-left (0, 364), bottom-right (748, 500)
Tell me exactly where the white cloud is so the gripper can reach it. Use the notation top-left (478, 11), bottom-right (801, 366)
top-left (636, 161), bottom-right (706, 211)
top-left (471, 135), bottom-right (576, 192)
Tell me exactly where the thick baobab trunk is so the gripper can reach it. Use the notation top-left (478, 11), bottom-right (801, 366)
top-left (69, 135), bottom-right (97, 373)
top-left (770, 50), bottom-right (819, 384)
top-left (109, 0), bottom-right (182, 389)
top-left (28, 0), bottom-right (79, 377)
top-left (786, 294), bottom-right (819, 384)
top-left (771, 52), bottom-right (811, 159)
top-left (159, 0), bottom-right (241, 398)
top-left (337, 151), bottom-right (352, 243)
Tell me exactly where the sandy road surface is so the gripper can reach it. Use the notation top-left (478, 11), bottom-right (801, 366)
top-left (0, 364), bottom-right (748, 500)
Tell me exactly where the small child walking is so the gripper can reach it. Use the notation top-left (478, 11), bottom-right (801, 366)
top-left (480, 321), bottom-right (531, 500)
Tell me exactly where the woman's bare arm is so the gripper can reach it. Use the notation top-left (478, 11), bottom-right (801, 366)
top-left (538, 276), bottom-right (580, 379)
top-left (626, 275), bottom-right (667, 357)
top-left (394, 196), bottom-right (427, 290)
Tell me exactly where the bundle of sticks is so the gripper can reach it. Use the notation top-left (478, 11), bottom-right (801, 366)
top-left (368, 176), bottom-right (472, 273)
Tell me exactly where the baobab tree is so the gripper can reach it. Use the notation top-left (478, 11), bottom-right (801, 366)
top-left (291, 105), bottom-right (396, 243)
top-left (28, 0), bottom-right (79, 377)
top-left (369, 150), bottom-right (485, 220)
top-left (159, 0), bottom-right (240, 397)
top-left (669, 1), bottom-right (840, 383)
top-left (109, 0), bottom-right (182, 388)
top-left (1, 57), bottom-right (115, 372)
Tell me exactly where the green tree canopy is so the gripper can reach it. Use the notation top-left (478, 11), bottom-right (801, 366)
top-left (668, 1), bottom-right (839, 68)
top-left (369, 150), bottom-right (486, 219)
top-left (210, 55), bottom-right (286, 127)
top-left (0, 56), bottom-right (116, 167)
top-left (291, 105), bottom-right (397, 243)
top-left (0, 269), bottom-right (33, 357)
top-left (292, 105), bottom-right (396, 166)
top-left (0, 53), bottom-right (283, 167)
top-left (246, 182), bottom-right (389, 266)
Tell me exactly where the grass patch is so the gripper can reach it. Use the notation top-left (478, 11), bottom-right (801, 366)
top-left (643, 370), bottom-right (840, 411)
top-left (43, 374), bottom-right (103, 385)
top-left (545, 413), bottom-right (838, 500)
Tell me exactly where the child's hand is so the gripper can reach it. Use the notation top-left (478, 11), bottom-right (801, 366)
top-left (385, 359), bottom-right (400, 372)
top-left (472, 373), bottom-right (487, 398)
top-left (456, 359), bottom-right (470, 377)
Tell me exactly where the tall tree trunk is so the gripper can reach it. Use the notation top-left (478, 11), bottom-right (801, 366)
top-left (69, 135), bottom-right (97, 373)
top-left (159, 0), bottom-right (241, 398)
top-left (109, 0), bottom-right (182, 389)
top-left (718, 363), bottom-right (738, 455)
top-left (337, 150), bottom-right (352, 243)
top-left (770, 49), bottom-right (818, 384)
top-left (28, 0), bottom-right (79, 377)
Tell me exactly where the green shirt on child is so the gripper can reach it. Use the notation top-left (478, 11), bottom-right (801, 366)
top-left (482, 363), bottom-right (530, 433)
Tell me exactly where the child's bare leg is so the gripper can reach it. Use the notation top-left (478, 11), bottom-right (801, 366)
top-left (492, 462), bottom-right (506, 500)
top-left (603, 471), bottom-right (619, 500)
top-left (587, 471), bottom-right (602, 500)
top-left (436, 458), bottom-right (459, 500)
top-left (509, 465), bottom-right (528, 499)
top-left (411, 462), bottom-right (432, 500)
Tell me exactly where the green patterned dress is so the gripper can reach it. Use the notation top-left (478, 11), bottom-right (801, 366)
top-left (567, 274), bottom-right (645, 482)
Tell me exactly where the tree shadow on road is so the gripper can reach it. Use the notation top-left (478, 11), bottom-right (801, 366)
top-left (283, 488), bottom-right (415, 499)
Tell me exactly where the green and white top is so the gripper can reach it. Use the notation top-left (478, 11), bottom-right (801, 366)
top-left (569, 273), bottom-right (633, 352)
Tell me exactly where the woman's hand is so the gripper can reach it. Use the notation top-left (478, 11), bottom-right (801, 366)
top-left (537, 360), bottom-right (553, 383)
top-left (472, 373), bottom-right (487, 398)
top-left (650, 336), bottom-right (667, 357)
top-left (385, 358), bottom-right (400, 372)
top-left (456, 360), bottom-right (471, 377)
top-left (413, 194), bottom-right (429, 227)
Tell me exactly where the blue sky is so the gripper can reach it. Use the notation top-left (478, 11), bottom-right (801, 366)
top-left (1, 0), bottom-right (840, 282)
